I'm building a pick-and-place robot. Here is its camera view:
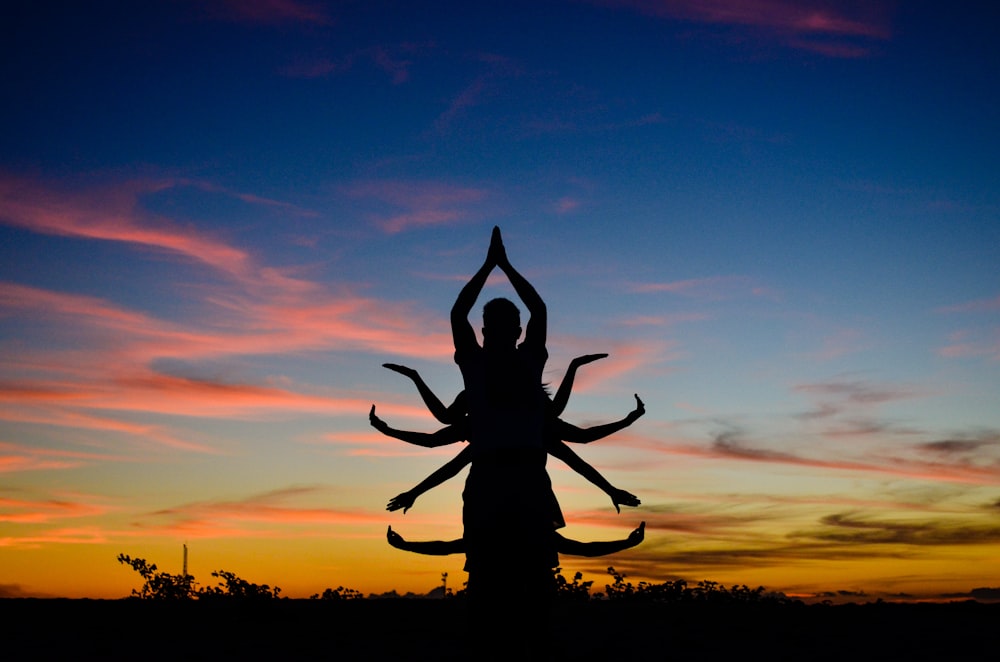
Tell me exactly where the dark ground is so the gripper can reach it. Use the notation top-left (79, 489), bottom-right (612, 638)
top-left (3, 597), bottom-right (995, 660)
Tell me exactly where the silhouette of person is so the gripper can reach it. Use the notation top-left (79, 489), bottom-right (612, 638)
top-left (371, 359), bottom-right (644, 516)
top-left (446, 227), bottom-right (557, 607)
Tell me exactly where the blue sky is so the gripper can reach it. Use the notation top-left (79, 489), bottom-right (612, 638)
top-left (1, 0), bottom-right (998, 601)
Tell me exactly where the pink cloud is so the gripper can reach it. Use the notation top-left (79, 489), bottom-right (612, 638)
top-left (937, 295), bottom-right (1000, 314)
top-left (554, 197), bottom-right (581, 214)
top-left (126, 489), bottom-right (388, 540)
top-left (0, 494), bottom-right (110, 523)
top-left (0, 441), bottom-right (124, 473)
top-left (436, 78), bottom-right (488, 131)
top-left (588, 0), bottom-right (892, 56)
top-left (549, 338), bottom-right (679, 394)
top-left (627, 275), bottom-right (764, 300)
top-left (0, 175), bottom-right (253, 277)
top-left (938, 331), bottom-right (1000, 361)
top-left (616, 312), bottom-right (709, 327)
top-left (805, 328), bottom-right (872, 361)
top-left (345, 180), bottom-right (490, 234)
top-left (0, 404), bottom-right (217, 453)
top-left (597, 0), bottom-right (891, 37)
top-left (1, 279), bottom-right (454, 365)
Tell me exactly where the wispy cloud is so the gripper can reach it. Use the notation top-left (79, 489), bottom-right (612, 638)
top-left (804, 328), bottom-right (872, 361)
top-left (626, 275), bottom-right (771, 301)
top-left (0, 441), bottom-right (126, 473)
top-left (937, 329), bottom-right (1000, 361)
top-left (0, 493), bottom-right (111, 523)
top-left (793, 378), bottom-right (922, 409)
top-left (283, 44), bottom-right (425, 83)
top-left (936, 295), bottom-right (1000, 314)
top-left (0, 175), bottom-right (240, 271)
top-left (209, 0), bottom-right (333, 26)
top-left (803, 512), bottom-right (1000, 546)
top-left (133, 487), bottom-right (385, 539)
top-left (589, 0), bottom-right (892, 57)
top-left (344, 180), bottom-right (491, 233)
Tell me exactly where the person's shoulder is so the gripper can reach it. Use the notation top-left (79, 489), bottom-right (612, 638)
top-left (454, 344), bottom-right (483, 364)
top-left (516, 341), bottom-right (547, 361)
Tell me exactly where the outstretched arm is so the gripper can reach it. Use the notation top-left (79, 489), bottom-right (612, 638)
top-left (546, 439), bottom-right (640, 513)
top-left (557, 395), bottom-right (645, 444)
top-left (382, 363), bottom-right (464, 425)
top-left (451, 229), bottom-right (500, 355)
top-left (492, 227), bottom-right (547, 349)
top-left (387, 445), bottom-right (474, 513)
top-left (369, 405), bottom-right (464, 448)
top-left (555, 522), bottom-right (645, 557)
top-left (387, 526), bottom-right (465, 555)
top-left (550, 353), bottom-right (608, 416)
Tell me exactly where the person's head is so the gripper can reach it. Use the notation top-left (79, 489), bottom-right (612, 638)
top-left (482, 297), bottom-right (521, 349)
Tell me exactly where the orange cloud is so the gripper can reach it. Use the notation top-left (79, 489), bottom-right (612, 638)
top-left (0, 441), bottom-right (124, 473)
top-left (129, 488), bottom-right (388, 540)
top-left (0, 494), bottom-right (110, 523)
top-left (0, 527), bottom-right (109, 548)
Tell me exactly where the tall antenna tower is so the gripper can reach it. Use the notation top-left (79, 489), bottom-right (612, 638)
top-left (183, 543), bottom-right (188, 578)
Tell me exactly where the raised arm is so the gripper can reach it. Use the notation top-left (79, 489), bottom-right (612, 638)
top-left (387, 526), bottom-right (465, 556)
top-left (556, 395), bottom-right (645, 444)
top-left (550, 353), bottom-right (608, 416)
top-left (387, 445), bottom-right (474, 513)
top-left (369, 405), bottom-right (464, 448)
top-left (546, 438), bottom-right (640, 513)
top-left (382, 363), bottom-right (464, 425)
top-left (555, 522), bottom-right (645, 557)
top-left (451, 230), bottom-right (500, 355)
top-left (492, 227), bottom-right (546, 349)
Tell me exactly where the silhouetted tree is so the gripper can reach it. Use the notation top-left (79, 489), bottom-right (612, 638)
top-left (117, 553), bottom-right (196, 600)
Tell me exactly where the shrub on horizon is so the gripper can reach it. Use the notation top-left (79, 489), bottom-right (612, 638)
top-left (117, 553), bottom-right (281, 601)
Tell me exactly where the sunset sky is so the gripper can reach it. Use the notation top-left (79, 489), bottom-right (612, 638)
top-left (2, 0), bottom-right (998, 602)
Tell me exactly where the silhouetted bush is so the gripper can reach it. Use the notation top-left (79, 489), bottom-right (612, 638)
top-left (601, 567), bottom-right (792, 605)
top-left (553, 568), bottom-right (593, 602)
top-left (199, 569), bottom-right (281, 601)
top-left (310, 586), bottom-right (363, 600)
top-left (118, 553), bottom-right (280, 601)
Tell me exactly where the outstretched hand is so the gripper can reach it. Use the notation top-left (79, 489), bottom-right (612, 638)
top-left (628, 521), bottom-right (646, 545)
top-left (610, 487), bottom-right (641, 513)
top-left (387, 525), bottom-right (405, 549)
top-left (387, 491), bottom-right (416, 513)
top-left (628, 394), bottom-right (645, 421)
top-left (382, 363), bottom-right (417, 380)
top-left (369, 404), bottom-right (388, 433)
top-left (569, 353), bottom-right (609, 368)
